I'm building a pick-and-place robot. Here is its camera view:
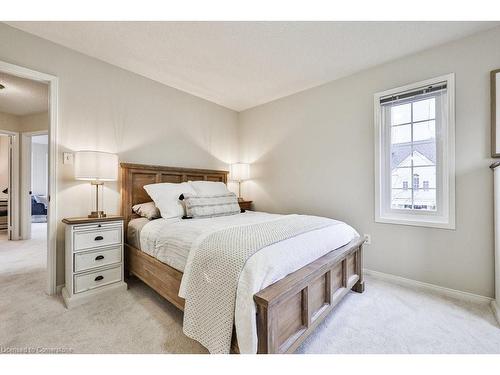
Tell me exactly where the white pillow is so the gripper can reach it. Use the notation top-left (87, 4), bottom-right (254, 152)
top-left (143, 182), bottom-right (196, 218)
top-left (188, 181), bottom-right (230, 196)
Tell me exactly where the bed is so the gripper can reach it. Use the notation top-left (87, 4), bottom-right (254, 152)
top-left (0, 192), bottom-right (8, 231)
top-left (121, 163), bottom-right (365, 354)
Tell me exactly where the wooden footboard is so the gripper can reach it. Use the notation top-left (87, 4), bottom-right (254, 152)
top-left (125, 237), bottom-right (364, 354)
top-left (253, 237), bottom-right (365, 354)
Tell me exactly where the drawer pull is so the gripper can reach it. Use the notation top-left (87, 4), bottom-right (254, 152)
top-left (95, 255), bottom-right (104, 261)
top-left (94, 236), bottom-right (104, 241)
top-left (94, 275), bottom-right (104, 281)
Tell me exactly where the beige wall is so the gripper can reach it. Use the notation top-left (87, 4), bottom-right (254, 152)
top-left (0, 111), bottom-right (20, 132)
top-left (0, 23), bottom-right (239, 285)
top-left (19, 111), bottom-right (49, 132)
top-left (0, 110), bottom-right (49, 132)
top-left (239, 27), bottom-right (500, 298)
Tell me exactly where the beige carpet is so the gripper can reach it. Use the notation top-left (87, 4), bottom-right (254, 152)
top-left (1, 227), bottom-right (500, 354)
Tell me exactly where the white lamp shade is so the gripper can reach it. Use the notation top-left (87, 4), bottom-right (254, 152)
top-left (230, 163), bottom-right (250, 182)
top-left (74, 151), bottom-right (118, 181)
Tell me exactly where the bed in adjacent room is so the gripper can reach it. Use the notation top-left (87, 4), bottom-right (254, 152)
top-left (0, 192), bottom-right (8, 231)
top-left (121, 163), bottom-right (364, 354)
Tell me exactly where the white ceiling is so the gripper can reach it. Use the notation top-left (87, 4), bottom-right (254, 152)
top-left (0, 71), bottom-right (48, 116)
top-left (6, 21), bottom-right (499, 111)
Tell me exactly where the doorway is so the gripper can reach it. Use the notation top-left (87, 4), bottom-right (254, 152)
top-left (0, 72), bottom-right (48, 286)
top-left (0, 61), bottom-right (58, 295)
top-left (21, 131), bottom-right (49, 240)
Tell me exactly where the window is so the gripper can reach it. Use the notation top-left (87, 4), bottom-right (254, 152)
top-left (412, 174), bottom-right (420, 191)
top-left (374, 74), bottom-right (455, 229)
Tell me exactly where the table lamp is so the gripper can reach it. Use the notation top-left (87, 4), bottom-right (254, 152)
top-left (74, 151), bottom-right (118, 218)
top-left (230, 163), bottom-right (250, 201)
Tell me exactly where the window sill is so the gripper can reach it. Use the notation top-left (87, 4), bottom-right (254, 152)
top-left (375, 215), bottom-right (455, 230)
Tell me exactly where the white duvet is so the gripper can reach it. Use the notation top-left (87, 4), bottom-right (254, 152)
top-left (139, 211), bottom-right (358, 353)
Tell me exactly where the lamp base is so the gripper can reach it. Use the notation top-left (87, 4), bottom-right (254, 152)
top-left (88, 211), bottom-right (107, 218)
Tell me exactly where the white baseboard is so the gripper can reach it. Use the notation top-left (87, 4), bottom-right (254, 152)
top-left (62, 282), bottom-right (127, 309)
top-left (491, 300), bottom-right (500, 325)
top-left (364, 269), bottom-right (493, 305)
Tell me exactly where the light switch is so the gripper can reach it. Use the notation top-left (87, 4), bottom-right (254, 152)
top-left (63, 152), bottom-right (74, 165)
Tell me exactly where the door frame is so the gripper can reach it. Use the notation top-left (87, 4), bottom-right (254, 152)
top-left (0, 129), bottom-right (19, 240)
top-left (21, 130), bottom-right (49, 240)
top-left (0, 60), bottom-right (59, 296)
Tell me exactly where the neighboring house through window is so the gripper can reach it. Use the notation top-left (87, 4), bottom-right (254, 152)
top-left (374, 74), bottom-right (455, 229)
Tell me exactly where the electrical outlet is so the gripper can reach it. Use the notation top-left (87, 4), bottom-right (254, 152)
top-left (363, 234), bottom-right (371, 245)
top-left (63, 152), bottom-right (74, 165)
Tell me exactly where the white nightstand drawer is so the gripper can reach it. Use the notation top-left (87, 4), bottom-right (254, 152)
top-left (74, 246), bottom-right (122, 272)
top-left (74, 265), bottom-right (122, 294)
top-left (74, 227), bottom-right (122, 251)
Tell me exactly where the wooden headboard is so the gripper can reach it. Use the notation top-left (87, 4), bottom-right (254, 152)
top-left (120, 162), bottom-right (229, 226)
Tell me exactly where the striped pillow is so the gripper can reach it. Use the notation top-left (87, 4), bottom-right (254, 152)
top-left (181, 193), bottom-right (241, 219)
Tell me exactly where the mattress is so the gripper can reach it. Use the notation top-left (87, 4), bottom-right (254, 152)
top-left (127, 217), bottom-right (150, 249)
top-left (132, 211), bottom-right (285, 272)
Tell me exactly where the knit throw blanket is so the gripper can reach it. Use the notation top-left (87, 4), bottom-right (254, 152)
top-left (181, 214), bottom-right (335, 354)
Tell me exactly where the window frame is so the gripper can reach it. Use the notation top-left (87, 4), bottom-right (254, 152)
top-left (374, 74), bottom-right (455, 230)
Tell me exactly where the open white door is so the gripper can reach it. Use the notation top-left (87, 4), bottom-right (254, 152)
top-left (21, 133), bottom-right (32, 240)
top-left (5, 135), bottom-right (12, 240)
top-left (3, 131), bottom-right (20, 240)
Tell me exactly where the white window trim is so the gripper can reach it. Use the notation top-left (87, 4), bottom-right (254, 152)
top-left (374, 73), bottom-right (455, 230)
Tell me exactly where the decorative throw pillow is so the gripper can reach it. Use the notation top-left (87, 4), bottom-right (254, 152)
top-left (132, 201), bottom-right (160, 220)
top-left (180, 192), bottom-right (240, 219)
top-left (188, 181), bottom-right (230, 196)
top-left (144, 182), bottom-right (197, 218)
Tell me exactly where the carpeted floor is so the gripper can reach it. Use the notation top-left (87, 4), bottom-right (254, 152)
top-left (1, 226), bottom-right (499, 354)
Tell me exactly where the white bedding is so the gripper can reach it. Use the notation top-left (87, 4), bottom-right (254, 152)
top-left (139, 211), bottom-right (358, 353)
top-left (139, 211), bottom-right (284, 272)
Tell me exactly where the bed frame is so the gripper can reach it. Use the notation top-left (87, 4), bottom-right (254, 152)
top-left (121, 162), bottom-right (365, 354)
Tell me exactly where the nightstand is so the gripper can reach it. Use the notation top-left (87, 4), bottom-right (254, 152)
top-left (238, 200), bottom-right (253, 211)
top-left (61, 215), bottom-right (127, 308)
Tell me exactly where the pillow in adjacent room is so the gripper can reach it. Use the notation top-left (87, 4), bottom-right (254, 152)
top-left (132, 201), bottom-right (161, 220)
top-left (143, 182), bottom-right (197, 218)
top-left (181, 192), bottom-right (240, 219)
top-left (188, 180), bottom-right (230, 196)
